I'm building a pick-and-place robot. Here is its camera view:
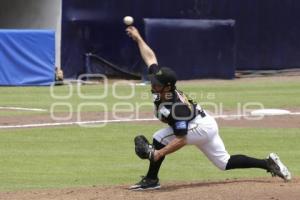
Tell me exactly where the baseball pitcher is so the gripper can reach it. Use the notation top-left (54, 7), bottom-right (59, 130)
top-left (126, 26), bottom-right (291, 191)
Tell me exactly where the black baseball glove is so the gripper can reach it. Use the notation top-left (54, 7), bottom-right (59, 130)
top-left (134, 135), bottom-right (155, 161)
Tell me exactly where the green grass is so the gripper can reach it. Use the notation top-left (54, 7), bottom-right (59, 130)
top-left (0, 78), bottom-right (299, 116)
top-left (177, 80), bottom-right (300, 109)
top-left (0, 78), bottom-right (299, 191)
top-left (0, 125), bottom-right (298, 191)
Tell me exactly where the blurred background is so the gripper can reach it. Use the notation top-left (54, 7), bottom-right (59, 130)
top-left (1, 0), bottom-right (300, 85)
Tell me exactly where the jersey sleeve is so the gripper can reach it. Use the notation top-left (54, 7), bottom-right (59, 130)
top-left (171, 103), bottom-right (193, 136)
top-left (172, 120), bottom-right (188, 136)
top-left (148, 64), bottom-right (161, 75)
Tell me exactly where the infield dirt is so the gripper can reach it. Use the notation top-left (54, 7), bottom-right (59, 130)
top-left (0, 178), bottom-right (299, 200)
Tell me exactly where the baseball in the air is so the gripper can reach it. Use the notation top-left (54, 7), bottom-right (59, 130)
top-left (123, 16), bottom-right (134, 26)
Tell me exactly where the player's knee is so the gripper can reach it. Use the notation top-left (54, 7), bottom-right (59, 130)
top-left (217, 163), bottom-right (227, 171)
top-left (212, 156), bottom-right (230, 171)
top-left (153, 138), bottom-right (165, 150)
top-left (152, 127), bottom-right (173, 145)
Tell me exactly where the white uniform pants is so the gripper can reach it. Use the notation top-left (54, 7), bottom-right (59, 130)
top-left (153, 113), bottom-right (230, 170)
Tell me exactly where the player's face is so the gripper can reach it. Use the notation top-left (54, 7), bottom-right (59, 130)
top-left (151, 84), bottom-right (164, 93)
top-left (151, 84), bottom-right (172, 101)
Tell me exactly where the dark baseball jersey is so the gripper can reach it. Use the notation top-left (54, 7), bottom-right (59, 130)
top-left (149, 64), bottom-right (203, 136)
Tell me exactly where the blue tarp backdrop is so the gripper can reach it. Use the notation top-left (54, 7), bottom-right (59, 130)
top-left (0, 30), bottom-right (55, 86)
top-left (62, 0), bottom-right (300, 79)
top-left (144, 19), bottom-right (236, 79)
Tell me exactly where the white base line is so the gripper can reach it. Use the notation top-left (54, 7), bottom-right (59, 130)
top-left (213, 112), bottom-right (300, 119)
top-left (0, 112), bottom-right (299, 129)
top-left (0, 118), bottom-right (157, 129)
top-left (0, 107), bottom-right (47, 112)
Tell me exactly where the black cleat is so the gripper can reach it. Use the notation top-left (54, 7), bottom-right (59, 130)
top-left (129, 176), bottom-right (161, 191)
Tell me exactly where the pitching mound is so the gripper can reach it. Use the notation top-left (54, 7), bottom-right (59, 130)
top-left (0, 178), bottom-right (299, 200)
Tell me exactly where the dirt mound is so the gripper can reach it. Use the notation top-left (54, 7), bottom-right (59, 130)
top-left (1, 178), bottom-right (299, 200)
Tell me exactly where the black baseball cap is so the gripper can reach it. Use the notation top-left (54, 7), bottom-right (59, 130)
top-left (149, 67), bottom-right (177, 86)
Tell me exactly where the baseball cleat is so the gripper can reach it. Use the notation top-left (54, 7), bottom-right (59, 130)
top-left (129, 176), bottom-right (161, 191)
top-left (267, 153), bottom-right (291, 181)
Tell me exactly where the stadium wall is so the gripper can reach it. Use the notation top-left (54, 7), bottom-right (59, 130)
top-left (0, 0), bottom-right (62, 68)
top-left (63, 1), bottom-right (300, 79)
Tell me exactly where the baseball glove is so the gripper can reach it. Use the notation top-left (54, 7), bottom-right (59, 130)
top-left (134, 135), bottom-right (155, 161)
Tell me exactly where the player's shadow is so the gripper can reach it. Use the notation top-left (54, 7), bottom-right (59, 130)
top-left (156, 179), bottom-right (274, 192)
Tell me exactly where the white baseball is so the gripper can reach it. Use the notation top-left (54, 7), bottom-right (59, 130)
top-left (123, 16), bottom-right (134, 26)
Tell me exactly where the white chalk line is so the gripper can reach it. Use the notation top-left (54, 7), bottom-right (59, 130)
top-left (0, 106), bottom-right (47, 112)
top-left (0, 118), bottom-right (157, 129)
top-left (0, 112), bottom-right (299, 129)
top-left (214, 112), bottom-right (300, 119)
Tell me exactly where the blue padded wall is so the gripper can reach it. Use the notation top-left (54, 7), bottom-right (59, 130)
top-left (0, 30), bottom-right (55, 86)
top-left (62, 0), bottom-right (300, 79)
top-left (144, 19), bottom-right (235, 79)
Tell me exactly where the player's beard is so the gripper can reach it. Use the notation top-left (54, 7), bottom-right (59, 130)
top-left (152, 93), bottom-right (160, 102)
top-left (151, 90), bottom-right (161, 102)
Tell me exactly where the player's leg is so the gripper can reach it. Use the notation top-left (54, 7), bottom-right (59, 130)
top-left (129, 127), bottom-right (175, 190)
top-left (226, 154), bottom-right (268, 170)
top-left (187, 114), bottom-right (231, 170)
top-left (147, 126), bottom-right (175, 179)
top-left (226, 153), bottom-right (291, 180)
top-left (196, 128), bottom-right (273, 171)
top-left (193, 119), bottom-right (291, 181)
top-left (193, 125), bottom-right (231, 170)
top-left (145, 138), bottom-right (166, 179)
